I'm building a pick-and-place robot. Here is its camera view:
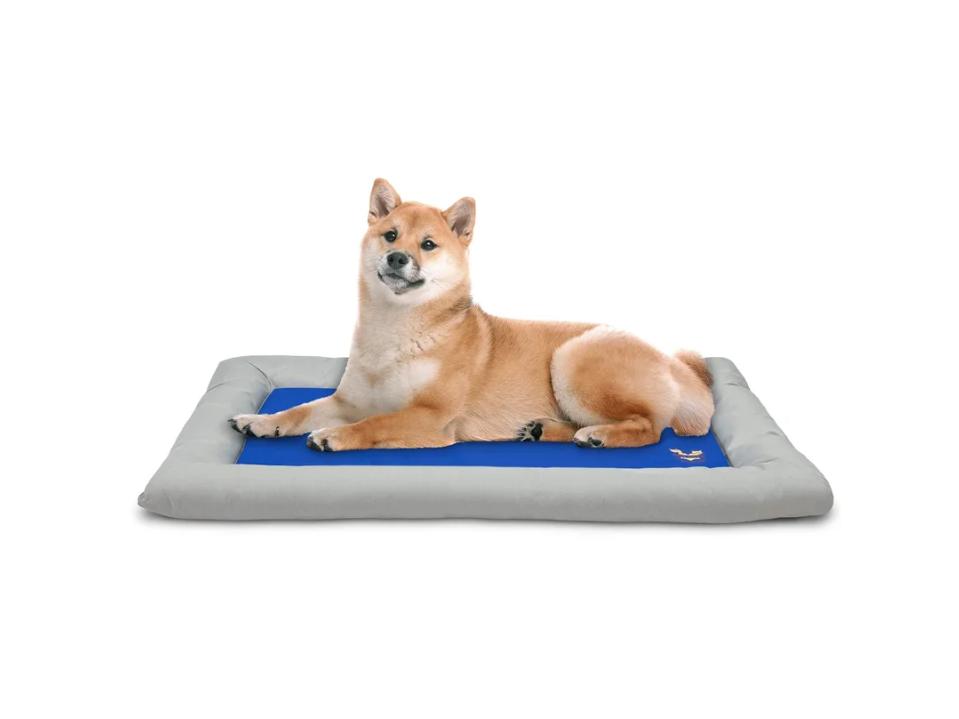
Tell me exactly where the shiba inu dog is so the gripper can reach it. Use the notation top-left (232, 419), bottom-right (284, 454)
top-left (229, 179), bottom-right (714, 451)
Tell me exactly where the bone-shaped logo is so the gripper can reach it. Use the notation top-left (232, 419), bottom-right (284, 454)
top-left (670, 449), bottom-right (703, 462)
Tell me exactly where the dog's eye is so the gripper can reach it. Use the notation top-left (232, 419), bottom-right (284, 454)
top-left (383, 230), bottom-right (397, 242)
top-left (421, 239), bottom-right (437, 251)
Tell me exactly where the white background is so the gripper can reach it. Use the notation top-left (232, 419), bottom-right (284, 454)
top-left (1, 1), bottom-right (957, 716)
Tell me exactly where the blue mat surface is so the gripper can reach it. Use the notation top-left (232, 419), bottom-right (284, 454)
top-left (236, 388), bottom-right (730, 468)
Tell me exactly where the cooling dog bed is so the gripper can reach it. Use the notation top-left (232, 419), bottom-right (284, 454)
top-left (138, 356), bottom-right (833, 522)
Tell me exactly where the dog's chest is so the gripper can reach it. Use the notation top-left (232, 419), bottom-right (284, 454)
top-left (340, 326), bottom-right (440, 413)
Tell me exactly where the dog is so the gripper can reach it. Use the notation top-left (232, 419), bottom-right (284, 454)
top-left (229, 179), bottom-right (714, 451)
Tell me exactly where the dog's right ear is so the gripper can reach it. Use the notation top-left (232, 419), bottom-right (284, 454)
top-left (369, 179), bottom-right (401, 224)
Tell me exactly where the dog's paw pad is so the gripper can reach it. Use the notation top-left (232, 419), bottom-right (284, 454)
top-left (228, 416), bottom-right (252, 435)
top-left (516, 421), bottom-right (544, 442)
top-left (573, 429), bottom-right (605, 448)
top-left (574, 437), bottom-right (604, 448)
top-left (229, 414), bottom-right (280, 439)
top-left (306, 438), bottom-right (332, 452)
top-left (307, 432), bottom-right (335, 452)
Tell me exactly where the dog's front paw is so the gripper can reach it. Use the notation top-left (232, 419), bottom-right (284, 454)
top-left (573, 427), bottom-right (605, 448)
top-left (229, 413), bottom-right (283, 438)
top-left (306, 427), bottom-right (344, 452)
top-left (516, 420), bottom-right (544, 442)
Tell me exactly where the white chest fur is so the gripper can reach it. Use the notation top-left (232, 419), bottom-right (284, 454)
top-left (336, 311), bottom-right (441, 415)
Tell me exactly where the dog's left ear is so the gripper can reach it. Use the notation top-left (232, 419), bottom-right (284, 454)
top-left (444, 197), bottom-right (476, 243)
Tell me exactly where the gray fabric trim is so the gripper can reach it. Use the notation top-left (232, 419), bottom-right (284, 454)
top-left (138, 356), bottom-right (833, 523)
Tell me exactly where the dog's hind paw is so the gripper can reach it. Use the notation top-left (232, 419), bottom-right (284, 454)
top-left (516, 420), bottom-right (544, 442)
top-left (517, 418), bottom-right (579, 443)
top-left (228, 414), bottom-right (282, 438)
top-left (573, 427), bottom-right (605, 448)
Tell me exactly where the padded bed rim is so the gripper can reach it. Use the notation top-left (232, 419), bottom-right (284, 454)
top-left (138, 356), bottom-right (833, 523)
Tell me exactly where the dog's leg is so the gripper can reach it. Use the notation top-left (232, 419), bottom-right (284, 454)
top-left (516, 418), bottom-right (578, 442)
top-left (306, 406), bottom-right (452, 451)
top-left (549, 327), bottom-right (708, 449)
top-left (573, 418), bottom-right (660, 448)
top-left (229, 396), bottom-right (348, 438)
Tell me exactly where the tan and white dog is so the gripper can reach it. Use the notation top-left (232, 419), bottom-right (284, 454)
top-left (229, 179), bottom-right (714, 451)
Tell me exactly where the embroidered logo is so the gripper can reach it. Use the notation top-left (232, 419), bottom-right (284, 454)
top-left (670, 449), bottom-right (703, 462)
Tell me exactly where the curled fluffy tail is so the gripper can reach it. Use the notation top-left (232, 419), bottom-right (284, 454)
top-left (675, 350), bottom-right (712, 388)
top-left (670, 350), bottom-right (714, 436)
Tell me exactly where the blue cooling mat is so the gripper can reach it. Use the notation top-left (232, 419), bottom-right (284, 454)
top-left (236, 388), bottom-right (730, 469)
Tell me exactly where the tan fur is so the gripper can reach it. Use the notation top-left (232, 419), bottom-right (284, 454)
top-left (230, 180), bottom-right (715, 450)
top-left (675, 350), bottom-right (712, 387)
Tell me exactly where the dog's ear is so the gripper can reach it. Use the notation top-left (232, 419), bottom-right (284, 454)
top-left (443, 197), bottom-right (476, 243)
top-left (369, 179), bottom-right (401, 223)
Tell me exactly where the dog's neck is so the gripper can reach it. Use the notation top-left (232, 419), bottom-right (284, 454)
top-left (352, 281), bottom-right (473, 363)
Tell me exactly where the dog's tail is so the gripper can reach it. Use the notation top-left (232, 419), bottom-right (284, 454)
top-left (670, 350), bottom-right (714, 436)
top-left (674, 350), bottom-right (712, 388)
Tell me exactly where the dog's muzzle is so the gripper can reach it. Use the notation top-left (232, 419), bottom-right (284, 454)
top-left (377, 252), bottom-right (425, 294)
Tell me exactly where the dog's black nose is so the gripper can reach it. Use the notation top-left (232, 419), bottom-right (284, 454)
top-left (386, 252), bottom-right (409, 270)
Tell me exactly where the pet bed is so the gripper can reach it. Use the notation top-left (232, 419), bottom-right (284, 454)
top-left (138, 356), bottom-right (833, 523)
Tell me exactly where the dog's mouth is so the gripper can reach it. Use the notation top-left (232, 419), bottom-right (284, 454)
top-left (377, 271), bottom-right (426, 295)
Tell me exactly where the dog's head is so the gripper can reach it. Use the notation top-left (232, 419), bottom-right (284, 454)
top-left (361, 179), bottom-right (475, 306)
